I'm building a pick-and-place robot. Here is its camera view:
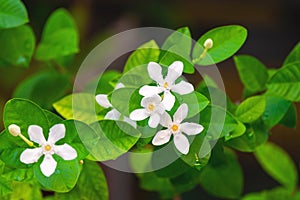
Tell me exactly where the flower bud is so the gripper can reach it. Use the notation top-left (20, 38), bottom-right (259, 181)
top-left (204, 38), bottom-right (213, 49)
top-left (8, 124), bottom-right (21, 137)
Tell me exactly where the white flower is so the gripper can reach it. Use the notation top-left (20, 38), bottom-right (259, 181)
top-left (129, 94), bottom-right (165, 128)
top-left (95, 83), bottom-right (137, 128)
top-left (152, 104), bottom-right (204, 155)
top-left (20, 124), bottom-right (77, 177)
top-left (139, 61), bottom-right (194, 111)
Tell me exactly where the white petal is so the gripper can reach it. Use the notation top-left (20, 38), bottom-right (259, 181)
top-left (20, 148), bottom-right (43, 164)
top-left (139, 85), bottom-right (164, 97)
top-left (159, 112), bottom-right (172, 128)
top-left (181, 122), bottom-right (204, 135)
top-left (165, 61), bottom-right (184, 83)
top-left (174, 103), bottom-right (188, 123)
top-left (54, 144), bottom-right (77, 160)
top-left (28, 125), bottom-right (46, 145)
top-left (40, 154), bottom-right (57, 177)
top-left (115, 83), bottom-right (125, 90)
top-left (48, 124), bottom-right (66, 144)
top-left (104, 109), bottom-right (121, 120)
top-left (123, 116), bottom-right (137, 128)
top-left (162, 91), bottom-right (175, 111)
top-left (148, 62), bottom-right (164, 84)
top-left (95, 94), bottom-right (112, 108)
top-left (148, 113), bottom-right (160, 128)
top-left (141, 94), bottom-right (161, 108)
top-left (152, 130), bottom-right (171, 146)
top-left (174, 134), bottom-right (189, 155)
top-left (129, 109), bottom-right (149, 121)
top-left (171, 81), bottom-right (194, 95)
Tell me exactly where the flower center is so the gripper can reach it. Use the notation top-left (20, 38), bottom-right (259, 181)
top-left (163, 82), bottom-right (169, 89)
top-left (44, 145), bottom-right (52, 151)
top-left (148, 103), bottom-right (155, 111)
top-left (171, 124), bottom-right (179, 132)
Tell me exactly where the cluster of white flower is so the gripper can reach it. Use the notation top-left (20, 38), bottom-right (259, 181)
top-left (129, 61), bottom-right (204, 155)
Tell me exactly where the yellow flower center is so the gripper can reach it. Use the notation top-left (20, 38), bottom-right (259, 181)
top-left (44, 145), bottom-right (52, 151)
top-left (163, 82), bottom-right (169, 89)
top-left (171, 124), bottom-right (179, 132)
top-left (148, 103), bottom-right (155, 111)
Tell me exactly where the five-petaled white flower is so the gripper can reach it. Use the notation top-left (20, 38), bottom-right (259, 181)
top-left (20, 124), bottom-right (77, 177)
top-left (152, 103), bottom-right (204, 155)
top-left (139, 61), bottom-right (194, 111)
top-left (129, 94), bottom-right (165, 128)
top-left (95, 83), bottom-right (137, 128)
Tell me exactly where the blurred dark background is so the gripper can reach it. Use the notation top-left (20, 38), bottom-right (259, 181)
top-left (0, 0), bottom-right (299, 199)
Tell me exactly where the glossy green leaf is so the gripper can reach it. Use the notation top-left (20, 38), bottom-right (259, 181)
top-left (226, 120), bottom-right (268, 152)
top-left (174, 91), bottom-right (209, 119)
top-left (236, 96), bottom-right (266, 123)
top-left (119, 65), bottom-right (152, 88)
top-left (279, 103), bottom-right (297, 128)
top-left (0, 0), bottom-right (28, 29)
top-left (35, 8), bottom-right (79, 63)
top-left (13, 71), bottom-right (70, 109)
top-left (193, 25), bottom-right (247, 65)
top-left (234, 55), bottom-right (268, 92)
top-left (0, 177), bottom-right (12, 197)
top-left (262, 95), bottom-right (291, 128)
top-left (124, 40), bottom-right (160, 73)
top-left (199, 149), bottom-right (243, 199)
top-left (55, 160), bottom-right (108, 200)
top-left (283, 41), bottom-right (300, 66)
top-left (88, 120), bottom-right (141, 161)
top-left (242, 187), bottom-right (298, 200)
top-left (53, 93), bottom-right (102, 124)
top-left (254, 142), bottom-right (298, 190)
top-left (0, 25), bottom-right (35, 67)
top-left (111, 87), bottom-right (137, 116)
top-left (267, 62), bottom-right (300, 102)
top-left (2, 167), bottom-right (34, 183)
top-left (200, 105), bottom-right (239, 140)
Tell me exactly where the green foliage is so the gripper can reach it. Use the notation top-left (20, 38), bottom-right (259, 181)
top-left (283, 41), bottom-right (300, 66)
top-left (254, 142), bottom-right (298, 190)
top-left (124, 40), bottom-right (160, 73)
top-left (236, 95), bottom-right (266, 123)
top-left (0, 25), bottom-right (35, 67)
top-left (234, 55), bottom-right (269, 93)
top-left (88, 120), bottom-right (141, 161)
top-left (193, 25), bottom-right (247, 65)
top-left (0, 0), bottom-right (28, 29)
top-left (2, 182), bottom-right (43, 200)
top-left (199, 148), bottom-right (243, 199)
top-left (35, 8), bottom-right (79, 65)
top-left (267, 62), bottom-right (300, 102)
top-left (13, 71), bottom-right (70, 109)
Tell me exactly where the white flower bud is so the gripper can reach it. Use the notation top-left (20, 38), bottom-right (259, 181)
top-left (8, 124), bottom-right (21, 137)
top-left (204, 38), bottom-right (213, 49)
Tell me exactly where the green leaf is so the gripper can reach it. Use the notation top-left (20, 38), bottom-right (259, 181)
top-left (262, 95), bottom-right (291, 128)
top-left (35, 8), bottom-right (79, 64)
top-left (267, 62), bottom-right (300, 102)
top-left (254, 142), bottom-right (298, 190)
top-left (0, 177), bottom-right (12, 197)
top-left (243, 187), bottom-right (298, 200)
top-left (226, 120), bottom-right (268, 152)
top-left (279, 103), bottom-right (297, 128)
top-left (111, 87), bottom-right (137, 116)
top-left (192, 25), bottom-right (247, 65)
top-left (200, 105), bottom-right (239, 140)
top-left (174, 91), bottom-right (209, 119)
top-left (234, 55), bottom-right (269, 92)
top-left (236, 96), bottom-right (266, 123)
top-left (118, 65), bottom-right (152, 88)
top-left (199, 149), bottom-right (243, 199)
top-left (283, 41), bottom-right (300, 66)
top-left (2, 167), bottom-right (34, 182)
top-left (0, 0), bottom-right (28, 29)
top-left (55, 160), bottom-right (108, 200)
top-left (0, 25), bottom-right (35, 67)
top-left (2, 182), bottom-right (42, 200)
top-left (53, 93), bottom-right (102, 124)
top-left (124, 40), bottom-right (160, 73)
top-left (43, 110), bottom-right (64, 125)
top-left (13, 71), bottom-right (70, 109)
top-left (88, 120), bottom-right (141, 161)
